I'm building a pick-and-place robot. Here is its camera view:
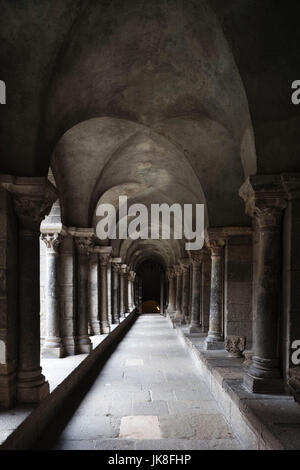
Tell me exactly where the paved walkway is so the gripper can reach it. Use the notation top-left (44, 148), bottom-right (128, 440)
top-left (53, 314), bottom-right (242, 450)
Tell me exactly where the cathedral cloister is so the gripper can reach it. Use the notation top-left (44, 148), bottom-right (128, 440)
top-left (0, 0), bottom-right (300, 451)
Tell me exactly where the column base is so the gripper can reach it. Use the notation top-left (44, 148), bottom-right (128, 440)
top-left (90, 321), bottom-right (101, 335)
top-left (76, 336), bottom-right (93, 354)
top-left (42, 346), bottom-right (65, 359)
top-left (101, 322), bottom-right (111, 334)
top-left (17, 370), bottom-right (50, 404)
top-left (243, 372), bottom-right (284, 394)
top-left (189, 324), bottom-right (202, 334)
top-left (204, 338), bottom-right (224, 350)
top-left (174, 310), bottom-right (183, 322)
top-left (62, 337), bottom-right (76, 356)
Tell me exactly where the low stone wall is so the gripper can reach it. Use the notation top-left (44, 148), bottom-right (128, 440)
top-left (0, 310), bottom-right (138, 450)
top-left (170, 317), bottom-right (300, 450)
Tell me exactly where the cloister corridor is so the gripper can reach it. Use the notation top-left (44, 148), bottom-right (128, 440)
top-left (44, 315), bottom-right (241, 451)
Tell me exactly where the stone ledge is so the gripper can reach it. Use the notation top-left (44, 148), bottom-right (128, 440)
top-left (0, 310), bottom-right (137, 450)
top-left (169, 317), bottom-right (300, 450)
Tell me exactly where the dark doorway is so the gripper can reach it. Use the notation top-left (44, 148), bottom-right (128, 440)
top-left (137, 260), bottom-right (165, 313)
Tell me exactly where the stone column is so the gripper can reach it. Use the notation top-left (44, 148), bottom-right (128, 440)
top-left (239, 175), bottom-right (287, 393)
top-left (188, 251), bottom-right (202, 334)
top-left (180, 258), bottom-right (190, 324)
top-left (174, 265), bottom-right (183, 322)
top-left (97, 247), bottom-right (112, 334)
top-left (205, 236), bottom-right (225, 350)
top-left (111, 258), bottom-right (121, 324)
top-left (120, 264), bottom-right (127, 318)
top-left (127, 269), bottom-right (133, 312)
top-left (166, 267), bottom-right (176, 315)
top-left (124, 266), bottom-right (129, 314)
top-left (88, 248), bottom-right (101, 335)
top-left (74, 231), bottom-right (93, 354)
top-left (60, 234), bottom-right (76, 356)
top-left (200, 249), bottom-right (211, 332)
top-left (160, 271), bottom-right (164, 314)
top-left (130, 271), bottom-right (136, 311)
top-left (3, 176), bottom-right (57, 403)
top-left (0, 185), bottom-right (18, 408)
top-left (281, 174), bottom-right (300, 380)
top-left (107, 257), bottom-right (112, 324)
top-left (41, 232), bottom-right (64, 358)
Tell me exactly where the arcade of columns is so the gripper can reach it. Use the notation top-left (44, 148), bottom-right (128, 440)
top-left (0, 172), bottom-right (300, 408)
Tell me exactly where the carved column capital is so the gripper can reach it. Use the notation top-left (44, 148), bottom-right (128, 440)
top-left (225, 335), bottom-right (246, 358)
top-left (120, 264), bottom-right (128, 275)
top-left (174, 264), bottom-right (183, 276)
top-left (179, 258), bottom-right (190, 274)
top-left (41, 232), bottom-right (63, 254)
top-left (0, 176), bottom-right (57, 232)
top-left (74, 237), bottom-right (94, 254)
top-left (188, 249), bottom-right (207, 265)
top-left (239, 175), bottom-right (287, 226)
top-left (167, 266), bottom-right (175, 280)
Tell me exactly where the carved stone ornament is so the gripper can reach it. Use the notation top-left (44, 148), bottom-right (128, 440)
top-left (41, 232), bottom-right (62, 252)
top-left (225, 335), bottom-right (246, 358)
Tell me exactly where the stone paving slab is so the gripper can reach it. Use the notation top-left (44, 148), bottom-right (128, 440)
top-left (173, 319), bottom-right (300, 450)
top-left (52, 314), bottom-right (242, 450)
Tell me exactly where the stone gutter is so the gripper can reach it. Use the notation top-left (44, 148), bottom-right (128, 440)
top-left (0, 310), bottom-right (138, 450)
top-left (168, 316), bottom-right (300, 450)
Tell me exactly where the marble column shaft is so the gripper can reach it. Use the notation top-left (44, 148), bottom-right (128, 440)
top-left (174, 265), bottom-right (183, 321)
top-left (88, 250), bottom-right (101, 335)
top-left (120, 265), bottom-right (126, 318)
top-left (167, 267), bottom-right (176, 314)
top-left (205, 240), bottom-right (224, 349)
top-left (74, 236), bottom-right (93, 354)
top-left (180, 261), bottom-right (190, 324)
top-left (41, 232), bottom-right (64, 357)
top-left (98, 248), bottom-right (112, 334)
top-left (188, 252), bottom-right (202, 333)
top-left (112, 259), bottom-right (121, 324)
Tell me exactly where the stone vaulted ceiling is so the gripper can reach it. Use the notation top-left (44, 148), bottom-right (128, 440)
top-left (1, 0), bottom-right (299, 268)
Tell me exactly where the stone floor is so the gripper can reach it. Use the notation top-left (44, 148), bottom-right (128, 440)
top-left (0, 323), bottom-right (120, 445)
top-left (52, 314), bottom-right (242, 450)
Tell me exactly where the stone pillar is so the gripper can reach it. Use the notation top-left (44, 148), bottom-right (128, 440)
top-left (127, 269), bottom-right (132, 312)
top-left (281, 174), bottom-right (300, 380)
top-left (107, 257), bottom-right (112, 324)
top-left (239, 175), bottom-right (287, 393)
top-left (2, 176), bottom-right (57, 403)
top-left (180, 258), bottom-right (190, 324)
top-left (166, 267), bottom-right (176, 315)
top-left (124, 266), bottom-right (129, 314)
top-left (160, 271), bottom-right (164, 314)
top-left (188, 265), bottom-right (193, 325)
top-left (130, 271), bottom-right (136, 311)
top-left (174, 265), bottom-right (183, 322)
top-left (200, 249), bottom-right (211, 332)
top-left (60, 234), bottom-right (76, 355)
top-left (120, 264), bottom-right (127, 318)
top-left (88, 249), bottom-right (100, 335)
top-left (41, 232), bottom-right (64, 358)
top-left (111, 258), bottom-right (121, 324)
top-left (97, 247), bottom-right (112, 334)
top-left (73, 231), bottom-right (93, 354)
top-left (205, 233), bottom-right (225, 350)
top-left (0, 185), bottom-right (18, 408)
top-left (188, 251), bottom-right (202, 334)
